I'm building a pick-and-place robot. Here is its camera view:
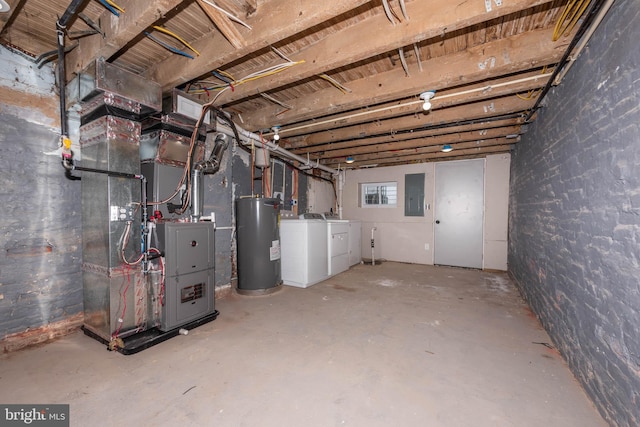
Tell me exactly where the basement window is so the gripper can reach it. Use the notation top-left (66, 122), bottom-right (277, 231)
top-left (360, 182), bottom-right (397, 207)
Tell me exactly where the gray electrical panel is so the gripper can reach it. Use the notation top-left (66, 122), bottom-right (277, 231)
top-left (405, 173), bottom-right (425, 217)
top-left (154, 222), bottom-right (215, 331)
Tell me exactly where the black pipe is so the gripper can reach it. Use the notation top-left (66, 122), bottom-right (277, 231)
top-left (525, 0), bottom-right (608, 122)
top-left (64, 164), bottom-right (143, 180)
top-left (56, 0), bottom-right (87, 139)
top-left (58, 0), bottom-right (87, 28)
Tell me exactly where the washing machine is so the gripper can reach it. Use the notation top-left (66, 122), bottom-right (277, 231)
top-left (280, 213), bottom-right (329, 288)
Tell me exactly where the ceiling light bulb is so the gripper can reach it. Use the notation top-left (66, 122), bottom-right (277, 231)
top-left (442, 144), bottom-right (453, 153)
top-left (271, 126), bottom-right (281, 141)
top-left (419, 90), bottom-right (436, 111)
top-left (346, 156), bottom-right (354, 164)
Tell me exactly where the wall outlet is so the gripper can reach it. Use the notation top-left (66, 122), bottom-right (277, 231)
top-left (424, 243), bottom-right (430, 251)
top-left (291, 199), bottom-right (298, 206)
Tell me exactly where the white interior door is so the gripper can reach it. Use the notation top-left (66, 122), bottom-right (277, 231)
top-left (434, 159), bottom-right (484, 268)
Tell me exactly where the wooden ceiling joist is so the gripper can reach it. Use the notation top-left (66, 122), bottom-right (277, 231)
top-left (196, 0), bottom-right (246, 49)
top-left (146, 0), bottom-right (375, 90)
top-left (243, 25), bottom-right (566, 131)
top-left (209, 0), bottom-right (556, 107)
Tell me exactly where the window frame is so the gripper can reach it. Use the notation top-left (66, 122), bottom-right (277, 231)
top-left (359, 181), bottom-right (398, 208)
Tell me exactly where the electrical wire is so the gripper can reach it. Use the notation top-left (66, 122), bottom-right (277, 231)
top-left (119, 220), bottom-right (145, 266)
top-left (553, 0), bottom-right (592, 41)
top-left (104, 0), bottom-right (125, 14)
top-left (187, 60), bottom-right (305, 95)
top-left (199, 0), bottom-right (252, 29)
top-left (381, 0), bottom-right (396, 25)
top-left (318, 74), bottom-right (352, 94)
top-left (112, 265), bottom-right (132, 339)
top-left (144, 32), bottom-right (194, 59)
top-left (398, 48), bottom-right (410, 77)
top-left (516, 66), bottom-right (550, 100)
top-left (260, 92), bottom-right (293, 110)
top-left (96, 0), bottom-right (120, 17)
top-left (152, 25), bottom-right (200, 57)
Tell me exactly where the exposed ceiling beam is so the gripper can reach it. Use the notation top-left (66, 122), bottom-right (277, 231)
top-left (285, 94), bottom-right (534, 148)
top-left (243, 25), bottom-right (566, 130)
top-left (328, 144), bottom-right (514, 167)
top-left (146, 0), bottom-right (375, 90)
top-left (323, 136), bottom-right (513, 165)
top-left (211, 0), bottom-right (556, 106)
top-left (291, 119), bottom-right (523, 155)
top-left (196, 0), bottom-right (246, 49)
top-left (277, 68), bottom-right (550, 141)
top-left (310, 125), bottom-right (522, 159)
top-left (65, 0), bottom-right (185, 78)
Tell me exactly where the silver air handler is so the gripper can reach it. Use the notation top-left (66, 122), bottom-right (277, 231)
top-left (191, 133), bottom-right (230, 222)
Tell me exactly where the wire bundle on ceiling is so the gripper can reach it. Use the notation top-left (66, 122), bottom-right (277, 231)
top-left (96, 0), bottom-right (125, 16)
top-left (187, 59), bottom-right (305, 99)
top-left (553, 0), bottom-right (593, 41)
top-left (145, 26), bottom-right (200, 59)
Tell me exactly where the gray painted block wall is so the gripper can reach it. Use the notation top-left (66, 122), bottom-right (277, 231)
top-left (508, 1), bottom-right (640, 426)
top-left (0, 113), bottom-right (83, 338)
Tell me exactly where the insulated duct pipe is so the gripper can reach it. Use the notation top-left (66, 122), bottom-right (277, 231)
top-left (191, 133), bottom-right (230, 222)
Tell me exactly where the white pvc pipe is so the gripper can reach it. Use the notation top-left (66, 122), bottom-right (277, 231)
top-left (216, 120), bottom-right (339, 176)
top-left (371, 227), bottom-right (377, 265)
top-left (337, 170), bottom-right (345, 219)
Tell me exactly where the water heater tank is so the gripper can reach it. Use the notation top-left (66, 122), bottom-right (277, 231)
top-left (236, 197), bottom-right (282, 295)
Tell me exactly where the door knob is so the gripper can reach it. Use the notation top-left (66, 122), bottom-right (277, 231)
top-left (435, 220), bottom-right (440, 224)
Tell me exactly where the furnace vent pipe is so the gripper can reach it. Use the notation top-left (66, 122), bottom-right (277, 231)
top-left (191, 133), bottom-right (229, 222)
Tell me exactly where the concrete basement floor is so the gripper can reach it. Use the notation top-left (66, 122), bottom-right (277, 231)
top-left (0, 262), bottom-right (606, 427)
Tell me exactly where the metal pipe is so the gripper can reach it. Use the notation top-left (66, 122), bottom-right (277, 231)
top-left (190, 133), bottom-right (229, 222)
top-left (216, 121), bottom-right (339, 176)
top-left (56, 0), bottom-right (86, 140)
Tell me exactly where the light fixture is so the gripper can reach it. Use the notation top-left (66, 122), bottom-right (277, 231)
top-left (272, 126), bottom-right (280, 141)
top-left (442, 144), bottom-right (453, 153)
top-left (419, 90), bottom-right (436, 111)
top-left (345, 156), bottom-right (354, 164)
top-left (0, 0), bottom-right (10, 13)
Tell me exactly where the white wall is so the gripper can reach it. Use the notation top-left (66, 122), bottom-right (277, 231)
top-left (343, 162), bottom-right (435, 265)
top-left (342, 154), bottom-right (511, 270)
top-left (484, 154), bottom-right (511, 270)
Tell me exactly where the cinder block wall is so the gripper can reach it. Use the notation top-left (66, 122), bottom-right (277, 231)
top-left (0, 49), bottom-right (84, 351)
top-left (508, 1), bottom-right (640, 426)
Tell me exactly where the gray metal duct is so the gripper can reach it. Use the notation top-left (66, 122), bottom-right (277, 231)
top-left (191, 133), bottom-right (230, 222)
